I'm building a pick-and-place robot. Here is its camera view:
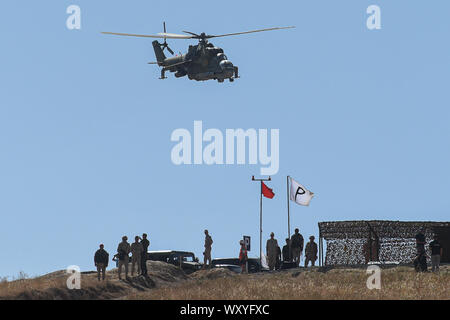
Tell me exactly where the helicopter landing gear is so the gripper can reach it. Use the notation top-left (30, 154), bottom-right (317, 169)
top-left (234, 66), bottom-right (240, 79)
top-left (159, 69), bottom-right (167, 80)
top-left (229, 78), bottom-right (234, 82)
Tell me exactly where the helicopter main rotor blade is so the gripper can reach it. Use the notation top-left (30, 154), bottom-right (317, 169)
top-left (207, 26), bottom-right (295, 38)
top-left (102, 26), bottom-right (295, 40)
top-left (157, 32), bottom-right (193, 39)
top-left (182, 31), bottom-right (200, 37)
top-left (101, 31), bottom-right (192, 39)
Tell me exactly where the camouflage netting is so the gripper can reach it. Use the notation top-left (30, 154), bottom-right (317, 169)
top-left (318, 220), bottom-right (450, 265)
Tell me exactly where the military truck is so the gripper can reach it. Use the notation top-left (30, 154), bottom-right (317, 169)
top-left (146, 250), bottom-right (202, 274)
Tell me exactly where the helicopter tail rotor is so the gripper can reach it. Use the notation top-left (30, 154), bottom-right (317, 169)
top-left (160, 22), bottom-right (175, 55)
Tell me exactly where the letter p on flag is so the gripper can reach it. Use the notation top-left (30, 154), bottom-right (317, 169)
top-left (289, 177), bottom-right (314, 206)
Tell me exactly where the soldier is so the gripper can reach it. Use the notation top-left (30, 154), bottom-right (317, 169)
top-left (429, 234), bottom-right (443, 272)
top-left (239, 240), bottom-right (248, 273)
top-left (291, 228), bottom-right (304, 267)
top-left (276, 245), bottom-right (282, 270)
top-left (140, 233), bottom-right (150, 276)
top-left (130, 236), bottom-right (143, 276)
top-left (282, 238), bottom-right (292, 262)
top-left (305, 236), bottom-right (318, 267)
top-left (266, 232), bottom-right (279, 271)
top-left (117, 236), bottom-right (131, 280)
top-left (414, 229), bottom-right (427, 272)
top-left (94, 244), bottom-right (109, 281)
top-left (203, 230), bottom-right (213, 269)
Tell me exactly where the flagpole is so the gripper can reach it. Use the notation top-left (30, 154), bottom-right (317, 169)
top-left (260, 181), bottom-right (263, 269)
top-left (252, 175), bottom-right (271, 270)
top-left (287, 175), bottom-right (290, 240)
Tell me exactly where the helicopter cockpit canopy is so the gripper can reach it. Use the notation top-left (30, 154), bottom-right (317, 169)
top-left (206, 46), bottom-right (224, 55)
top-left (217, 53), bottom-right (228, 61)
top-left (219, 59), bottom-right (234, 70)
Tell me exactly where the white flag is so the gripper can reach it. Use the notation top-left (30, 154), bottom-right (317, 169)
top-left (289, 177), bottom-right (314, 206)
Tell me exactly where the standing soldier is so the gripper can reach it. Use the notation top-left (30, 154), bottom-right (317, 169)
top-left (414, 229), bottom-right (427, 272)
top-left (291, 228), bottom-right (304, 267)
top-left (94, 244), bottom-right (109, 281)
top-left (117, 236), bottom-right (131, 280)
top-left (282, 238), bottom-right (292, 262)
top-left (239, 240), bottom-right (248, 273)
top-left (140, 233), bottom-right (150, 276)
top-left (266, 232), bottom-right (279, 271)
top-left (276, 245), bottom-right (282, 270)
top-left (429, 234), bottom-right (443, 272)
top-left (130, 236), bottom-right (143, 276)
top-left (203, 230), bottom-right (213, 269)
top-left (305, 236), bottom-right (318, 267)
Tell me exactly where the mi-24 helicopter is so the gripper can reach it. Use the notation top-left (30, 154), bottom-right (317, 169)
top-left (102, 23), bottom-right (294, 82)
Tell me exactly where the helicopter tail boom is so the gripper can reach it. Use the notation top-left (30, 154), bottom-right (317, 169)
top-left (152, 40), bottom-right (166, 65)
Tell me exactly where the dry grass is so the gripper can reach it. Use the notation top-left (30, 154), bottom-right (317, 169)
top-left (1, 264), bottom-right (448, 300)
top-left (0, 271), bottom-right (126, 300)
top-left (0, 261), bottom-right (184, 300)
top-left (127, 265), bottom-right (450, 300)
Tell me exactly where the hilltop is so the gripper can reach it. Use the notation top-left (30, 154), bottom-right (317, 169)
top-left (0, 262), bottom-right (448, 300)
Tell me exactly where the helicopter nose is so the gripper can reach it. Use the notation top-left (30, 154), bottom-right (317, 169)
top-left (220, 60), bottom-right (234, 70)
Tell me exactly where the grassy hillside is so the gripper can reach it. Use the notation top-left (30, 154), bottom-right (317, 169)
top-left (127, 265), bottom-right (450, 300)
top-left (1, 263), bottom-right (449, 300)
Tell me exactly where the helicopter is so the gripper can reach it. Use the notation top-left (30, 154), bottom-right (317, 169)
top-left (102, 23), bottom-right (295, 82)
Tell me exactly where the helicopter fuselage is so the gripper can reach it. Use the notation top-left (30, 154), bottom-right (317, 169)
top-left (153, 40), bottom-right (238, 82)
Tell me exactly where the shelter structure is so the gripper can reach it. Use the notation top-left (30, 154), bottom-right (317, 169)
top-left (317, 220), bottom-right (450, 266)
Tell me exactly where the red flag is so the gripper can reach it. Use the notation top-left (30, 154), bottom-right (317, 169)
top-left (261, 181), bottom-right (275, 199)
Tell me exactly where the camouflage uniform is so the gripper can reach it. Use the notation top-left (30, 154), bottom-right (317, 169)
top-left (130, 241), bottom-right (143, 276)
top-left (266, 237), bottom-right (279, 271)
top-left (304, 240), bottom-right (318, 267)
top-left (291, 232), bottom-right (304, 267)
top-left (117, 240), bottom-right (131, 279)
top-left (140, 237), bottom-right (150, 276)
top-left (203, 234), bottom-right (213, 268)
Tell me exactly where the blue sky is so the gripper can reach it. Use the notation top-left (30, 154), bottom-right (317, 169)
top-left (0, 0), bottom-right (449, 278)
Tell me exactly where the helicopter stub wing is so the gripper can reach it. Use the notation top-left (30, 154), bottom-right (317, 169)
top-left (148, 60), bottom-right (192, 67)
top-left (163, 60), bottom-right (192, 68)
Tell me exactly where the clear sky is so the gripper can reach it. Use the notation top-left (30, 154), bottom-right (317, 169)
top-left (0, 0), bottom-right (449, 278)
